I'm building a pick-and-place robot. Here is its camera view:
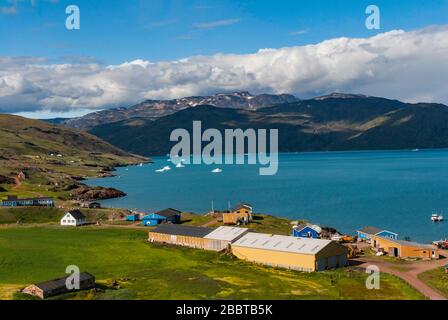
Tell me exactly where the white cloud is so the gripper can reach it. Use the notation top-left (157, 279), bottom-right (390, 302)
top-left (0, 0), bottom-right (58, 15)
top-left (194, 18), bottom-right (241, 30)
top-left (290, 29), bottom-right (308, 36)
top-left (1, 25), bottom-right (448, 113)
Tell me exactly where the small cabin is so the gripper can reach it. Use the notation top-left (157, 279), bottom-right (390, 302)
top-left (222, 203), bottom-right (253, 225)
top-left (126, 213), bottom-right (140, 222)
top-left (142, 208), bottom-right (181, 226)
top-left (22, 272), bottom-right (95, 299)
top-left (60, 210), bottom-right (87, 227)
top-left (81, 202), bottom-right (101, 209)
top-left (233, 203), bottom-right (253, 215)
top-left (371, 235), bottom-right (439, 259)
top-left (357, 226), bottom-right (398, 242)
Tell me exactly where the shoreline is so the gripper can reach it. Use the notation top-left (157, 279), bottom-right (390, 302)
top-left (83, 150), bottom-right (448, 244)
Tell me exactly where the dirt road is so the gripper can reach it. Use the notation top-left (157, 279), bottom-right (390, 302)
top-left (352, 253), bottom-right (448, 300)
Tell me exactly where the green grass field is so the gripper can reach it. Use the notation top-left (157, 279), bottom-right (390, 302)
top-left (0, 226), bottom-right (423, 300)
top-left (419, 267), bottom-right (448, 298)
top-left (0, 207), bottom-right (64, 224)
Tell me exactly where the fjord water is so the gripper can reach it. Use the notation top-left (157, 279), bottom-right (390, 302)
top-left (87, 150), bottom-right (448, 243)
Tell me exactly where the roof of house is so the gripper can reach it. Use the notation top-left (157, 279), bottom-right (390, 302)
top-left (151, 224), bottom-right (214, 238)
top-left (376, 236), bottom-right (436, 249)
top-left (295, 223), bottom-right (322, 233)
top-left (358, 226), bottom-right (384, 235)
top-left (232, 233), bottom-right (341, 255)
top-left (155, 208), bottom-right (182, 218)
top-left (67, 210), bottom-right (86, 220)
top-left (33, 272), bottom-right (94, 292)
top-left (204, 226), bottom-right (250, 242)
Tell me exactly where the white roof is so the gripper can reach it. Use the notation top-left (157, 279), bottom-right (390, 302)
top-left (232, 233), bottom-right (334, 255)
top-left (204, 226), bottom-right (250, 242)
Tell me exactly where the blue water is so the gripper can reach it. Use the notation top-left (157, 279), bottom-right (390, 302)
top-left (86, 150), bottom-right (448, 243)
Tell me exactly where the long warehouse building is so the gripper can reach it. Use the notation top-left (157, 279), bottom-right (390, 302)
top-left (231, 233), bottom-right (348, 272)
top-left (148, 224), bottom-right (250, 251)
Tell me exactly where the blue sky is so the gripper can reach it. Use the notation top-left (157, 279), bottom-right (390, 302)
top-left (1, 0), bottom-right (448, 117)
top-left (1, 0), bottom-right (448, 64)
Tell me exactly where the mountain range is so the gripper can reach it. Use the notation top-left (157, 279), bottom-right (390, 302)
top-left (61, 91), bottom-right (299, 131)
top-left (84, 93), bottom-right (448, 156)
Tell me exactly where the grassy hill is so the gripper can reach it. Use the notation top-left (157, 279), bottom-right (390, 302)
top-left (0, 227), bottom-right (423, 300)
top-left (88, 95), bottom-right (448, 156)
top-left (0, 114), bottom-right (147, 200)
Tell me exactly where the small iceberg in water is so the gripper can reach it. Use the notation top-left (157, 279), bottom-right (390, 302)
top-left (211, 168), bottom-right (222, 173)
top-left (155, 166), bottom-right (171, 173)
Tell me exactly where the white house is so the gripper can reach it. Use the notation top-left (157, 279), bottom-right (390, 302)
top-left (60, 210), bottom-right (87, 226)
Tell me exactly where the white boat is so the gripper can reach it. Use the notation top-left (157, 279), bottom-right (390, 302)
top-left (330, 233), bottom-right (342, 241)
top-left (139, 163), bottom-right (143, 167)
top-left (431, 214), bottom-right (444, 222)
top-left (176, 163), bottom-right (185, 168)
top-left (211, 168), bottom-right (222, 173)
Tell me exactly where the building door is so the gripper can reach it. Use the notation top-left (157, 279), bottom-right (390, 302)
top-left (393, 247), bottom-right (399, 257)
top-left (328, 256), bottom-right (337, 269)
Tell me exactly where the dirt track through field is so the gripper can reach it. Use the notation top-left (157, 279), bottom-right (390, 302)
top-left (352, 253), bottom-right (448, 300)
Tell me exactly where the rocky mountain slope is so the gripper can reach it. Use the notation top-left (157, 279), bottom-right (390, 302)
top-left (61, 92), bottom-right (299, 130)
top-left (88, 94), bottom-right (448, 156)
top-left (0, 114), bottom-right (147, 197)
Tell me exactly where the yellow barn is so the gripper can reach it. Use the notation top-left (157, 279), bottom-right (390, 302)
top-left (222, 203), bottom-right (253, 225)
top-left (371, 236), bottom-right (439, 259)
top-left (231, 233), bottom-right (348, 272)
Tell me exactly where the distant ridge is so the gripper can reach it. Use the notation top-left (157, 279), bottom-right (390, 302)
top-left (59, 92), bottom-right (299, 130)
top-left (87, 94), bottom-right (448, 156)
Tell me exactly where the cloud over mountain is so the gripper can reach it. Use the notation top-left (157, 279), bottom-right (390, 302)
top-left (1, 25), bottom-right (448, 113)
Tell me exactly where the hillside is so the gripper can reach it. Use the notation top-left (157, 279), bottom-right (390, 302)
top-left (0, 114), bottom-right (147, 198)
top-left (60, 92), bottom-right (299, 130)
top-left (88, 94), bottom-right (448, 156)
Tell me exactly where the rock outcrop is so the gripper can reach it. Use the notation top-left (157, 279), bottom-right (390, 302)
top-left (70, 185), bottom-right (126, 201)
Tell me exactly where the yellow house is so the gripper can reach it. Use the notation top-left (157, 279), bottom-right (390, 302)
top-left (231, 233), bottom-right (348, 272)
top-left (371, 235), bottom-right (439, 259)
top-left (223, 203), bottom-right (253, 225)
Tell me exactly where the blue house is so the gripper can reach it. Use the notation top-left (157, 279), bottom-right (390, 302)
top-left (142, 208), bottom-right (181, 227)
top-left (1, 195), bottom-right (54, 207)
top-left (357, 226), bottom-right (398, 242)
top-left (292, 223), bottom-right (322, 239)
top-left (142, 213), bottom-right (167, 226)
top-left (126, 214), bottom-right (140, 222)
